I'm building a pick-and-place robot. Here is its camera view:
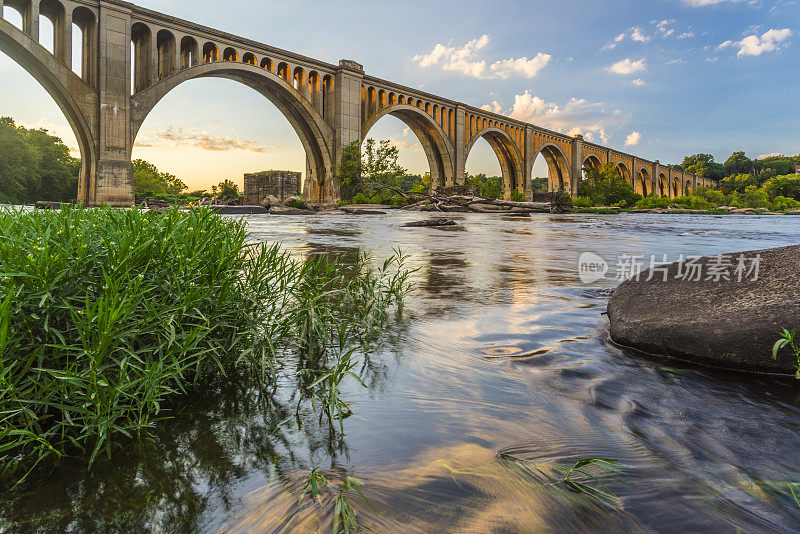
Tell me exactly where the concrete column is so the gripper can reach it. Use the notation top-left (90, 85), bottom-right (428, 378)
top-left (454, 104), bottom-right (466, 185)
top-left (652, 161), bottom-right (659, 196)
top-left (63, 9), bottom-right (72, 70)
top-left (524, 127), bottom-right (533, 201)
top-left (570, 135), bottom-right (583, 197)
top-left (92, 2), bottom-right (135, 205)
top-left (28, 0), bottom-right (39, 41)
top-left (329, 60), bottom-right (364, 202)
top-left (631, 156), bottom-right (638, 190)
top-left (0, 1), bottom-right (4, 20)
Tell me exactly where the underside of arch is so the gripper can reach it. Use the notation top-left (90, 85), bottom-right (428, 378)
top-left (0, 17), bottom-right (97, 202)
top-left (466, 128), bottom-right (524, 199)
top-left (130, 62), bottom-right (334, 202)
top-left (362, 105), bottom-right (454, 193)
top-left (534, 143), bottom-right (570, 194)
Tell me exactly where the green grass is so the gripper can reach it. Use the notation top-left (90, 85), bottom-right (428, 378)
top-left (0, 206), bottom-right (414, 489)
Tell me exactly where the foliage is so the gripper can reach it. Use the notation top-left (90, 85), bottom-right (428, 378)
top-left (773, 329), bottom-right (800, 379)
top-left (211, 179), bottom-right (239, 199)
top-left (132, 159), bottom-right (187, 198)
top-left (572, 196), bottom-right (593, 208)
top-left (499, 453), bottom-right (624, 510)
top-left (0, 117), bottom-right (79, 204)
top-left (531, 177), bottom-right (548, 193)
top-left (465, 173), bottom-right (502, 199)
top-left (763, 174), bottom-right (800, 201)
top-left (771, 196), bottom-right (800, 211)
top-left (742, 185), bottom-right (770, 209)
top-left (676, 153), bottom-right (726, 181)
top-left (337, 139), bottom-right (408, 202)
top-left (333, 476), bottom-right (372, 534)
top-left (550, 190), bottom-right (573, 212)
top-left (720, 174), bottom-right (758, 195)
top-left (510, 188), bottom-right (526, 202)
top-left (0, 207), bottom-right (414, 488)
top-left (579, 163), bottom-right (641, 207)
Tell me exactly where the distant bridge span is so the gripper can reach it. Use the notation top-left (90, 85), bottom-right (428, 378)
top-left (0, 0), bottom-right (716, 204)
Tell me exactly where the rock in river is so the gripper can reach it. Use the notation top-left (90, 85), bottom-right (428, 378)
top-left (401, 218), bottom-right (458, 228)
top-left (607, 245), bottom-right (800, 374)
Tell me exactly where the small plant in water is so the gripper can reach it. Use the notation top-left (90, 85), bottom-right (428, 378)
top-left (300, 468), bottom-right (330, 504)
top-left (499, 453), bottom-right (624, 509)
top-left (773, 329), bottom-right (800, 379)
top-left (334, 475), bottom-right (372, 534)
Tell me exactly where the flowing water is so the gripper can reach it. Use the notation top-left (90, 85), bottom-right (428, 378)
top-left (3, 212), bottom-right (800, 533)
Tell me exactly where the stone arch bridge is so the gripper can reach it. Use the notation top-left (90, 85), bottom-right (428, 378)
top-left (0, 0), bottom-right (715, 204)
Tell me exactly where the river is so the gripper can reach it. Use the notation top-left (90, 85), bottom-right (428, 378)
top-left (3, 212), bottom-right (800, 533)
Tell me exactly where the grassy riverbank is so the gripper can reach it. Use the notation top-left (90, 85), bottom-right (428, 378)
top-left (0, 206), bottom-right (412, 489)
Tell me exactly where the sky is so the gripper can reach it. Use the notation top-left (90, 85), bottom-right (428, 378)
top-left (1, 0), bottom-right (798, 191)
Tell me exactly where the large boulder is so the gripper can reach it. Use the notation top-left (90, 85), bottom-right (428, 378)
top-left (260, 195), bottom-right (281, 209)
top-left (607, 245), bottom-right (800, 374)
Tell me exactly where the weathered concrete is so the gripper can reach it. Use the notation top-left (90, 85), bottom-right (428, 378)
top-left (0, 0), bottom-right (715, 205)
top-left (608, 245), bottom-right (800, 374)
top-left (244, 171), bottom-right (301, 205)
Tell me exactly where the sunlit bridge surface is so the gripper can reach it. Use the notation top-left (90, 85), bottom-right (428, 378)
top-left (3, 213), bottom-right (800, 532)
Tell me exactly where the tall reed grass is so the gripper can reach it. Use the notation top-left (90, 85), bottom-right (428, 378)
top-left (0, 206), bottom-right (413, 487)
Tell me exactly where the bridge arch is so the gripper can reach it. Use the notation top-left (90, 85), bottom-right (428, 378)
top-left (467, 127), bottom-right (525, 198)
top-left (685, 179), bottom-right (692, 195)
top-left (636, 167), bottom-right (650, 196)
top-left (0, 14), bottom-right (97, 202)
top-left (672, 175), bottom-right (680, 198)
top-left (583, 154), bottom-right (602, 172)
top-left (658, 172), bottom-right (667, 197)
top-left (362, 103), bottom-right (455, 192)
top-left (615, 162), bottom-right (631, 184)
top-left (130, 61), bottom-right (334, 202)
top-left (533, 143), bottom-right (571, 194)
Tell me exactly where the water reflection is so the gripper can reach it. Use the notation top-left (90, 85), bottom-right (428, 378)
top-left (3, 213), bottom-right (800, 532)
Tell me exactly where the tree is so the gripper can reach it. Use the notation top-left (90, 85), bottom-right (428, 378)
top-left (720, 173), bottom-right (757, 194)
top-left (132, 159), bottom-right (187, 197)
top-left (465, 173), bottom-right (501, 199)
top-left (724, 151), bottom-right (753, 177)
top-left (677, 154), bottom-right (725, 181)
top-left (763, 174), bottom-right (800, 201)
top-left (579, 163), bottom-right (641, 207)
top-left (212, 179), bottom-right (239, 199)
top-left (336, 138), bottom-right (408, 201)
top-left (0, 117), bottom-right (79, 204)
top-left (0, 117), bottom-right (37, 203)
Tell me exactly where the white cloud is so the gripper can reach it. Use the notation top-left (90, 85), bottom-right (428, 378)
top-left (631, 78), bottom-right (647, 86)
top-left (484, 91), bottom-right (632, 142)
top-left (625, 131), bottom-right (642, 146)
top-left (606, 58), bottom-right (647, 74)
top-left (135, 127), bottom-right (274, 153)
top-left (490, 53), bottom-right (552, 79)
top-left (413, 35), bottom-right (550, 79)
top-left (734, 28), bottom-right (792, 56)
top-left (757, 152), bottom-right (782, 159)
top-left (631, 27), bottom-right (650, 42)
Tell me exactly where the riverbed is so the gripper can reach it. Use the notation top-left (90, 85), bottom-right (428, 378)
top-left (3, 212), bottom-right (800, 532)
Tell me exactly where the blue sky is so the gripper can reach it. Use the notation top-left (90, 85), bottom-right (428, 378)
top-left (1, 0), bottom-right (798, 191)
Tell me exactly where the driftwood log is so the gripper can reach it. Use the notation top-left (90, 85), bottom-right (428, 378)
top-left (400, 195), bottom-right (556, 214)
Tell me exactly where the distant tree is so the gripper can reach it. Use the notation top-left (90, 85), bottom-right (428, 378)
top-left (724, 151), bottom-right (754, 177)
top-left (336, 138), bottom-right (408, 201)
top-left (0, 117), bottom-right (37, 203)
top-left (133, 159), bottom-right (187, 197)
top-left (754, 155), bottom-right (797, 181)
top-left (0, 117), bottom-right (79, 204)
top-left (465, 173), bottom-right (501, 199)
top-left (763, 174), bottom-right (800, 201)
top-left (720, 173), bottom-right (758, 194)
top-left (531, 177), bottom-right (548, 192)
top-left (579, 163), bottom-right (640, 207)
top-left (212, 179), bottom-right (239, 199)
top-left (677, 154), bottom-right (725, 181)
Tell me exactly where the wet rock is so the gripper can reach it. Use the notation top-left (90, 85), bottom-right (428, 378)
top-left (210, 205), bottom-right (269, 215)
top-left (260, 195), bottom-right (281, 209)
top-left (401, 218), bottom-right (458, 228)
top-left (269, 205), bottom-right (316, 215)
top-left (283, 196), bottom-right (313, 211)
top-left (730, 208), bottom-right (757, 215)
top-left (607, 245), bottom-right (800, 374)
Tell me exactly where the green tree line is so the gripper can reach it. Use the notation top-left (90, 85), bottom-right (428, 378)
top-left (0, 117), bottom-right (80, 204)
